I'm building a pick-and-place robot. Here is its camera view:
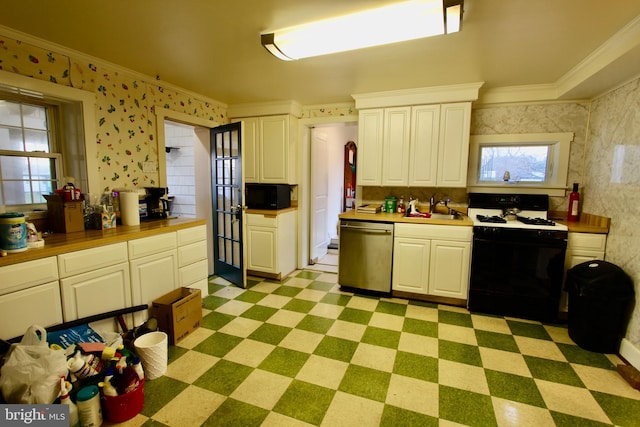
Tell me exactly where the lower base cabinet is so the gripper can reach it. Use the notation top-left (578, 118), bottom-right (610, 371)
top-left (392, 224), bottom-right (471, 300)
top-left (0, 281), bottom-right (63, 340)
top-left (247, 210), bottom-right (296, 280)
top-left (130, 249), bottom-right (179, 325)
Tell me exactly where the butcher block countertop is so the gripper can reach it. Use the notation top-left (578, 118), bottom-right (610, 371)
top-left (550, 212), bottom-right (610, 234)
top-left (338, 210), bottom-right (474, 226)
top-left (0, 217), bottom-right (206, 268)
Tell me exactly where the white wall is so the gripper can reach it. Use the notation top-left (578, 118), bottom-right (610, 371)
top-left (165, 121), bottom-right (196, 218)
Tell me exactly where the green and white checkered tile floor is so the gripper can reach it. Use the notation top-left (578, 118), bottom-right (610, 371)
top-left (107, 270), bottom-right (640, 427)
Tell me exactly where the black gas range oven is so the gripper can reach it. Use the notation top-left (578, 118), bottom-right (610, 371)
top-left (467, 193), bottom-right (568, 323)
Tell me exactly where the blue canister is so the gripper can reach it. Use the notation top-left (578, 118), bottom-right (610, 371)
top-left (0, 212), bottom-right (27, 253)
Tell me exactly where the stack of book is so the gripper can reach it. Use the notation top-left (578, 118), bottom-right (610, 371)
top-left (356, 204), bottom-right (382, 214)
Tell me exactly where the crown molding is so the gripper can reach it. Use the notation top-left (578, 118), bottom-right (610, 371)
top-left (352, 82), bottom-right (484, 109)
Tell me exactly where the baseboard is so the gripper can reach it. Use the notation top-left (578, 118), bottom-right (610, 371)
top-left (620, 338), bottom-right (640, 370)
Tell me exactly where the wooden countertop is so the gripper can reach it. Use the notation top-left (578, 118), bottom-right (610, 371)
top-left (0, 217), bottom-right (206, 267)
top-left (246, 206), bottom-right (297, 216)
top-left (339, 210), bottom-right (473, 227)
top-left (549, 212), bottom-right (610, 234)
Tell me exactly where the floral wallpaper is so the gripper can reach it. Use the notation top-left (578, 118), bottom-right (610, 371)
top-left (301, 104), bottom-right (355, 119)
top-left (0, 34), bottom-right (227, 194)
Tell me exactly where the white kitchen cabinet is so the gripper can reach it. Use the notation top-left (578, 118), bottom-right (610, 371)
top-left (356, 109), bottom-right (384, 186)
top-left (0, 256), bottom-right (61, 340)
top-left (235, 115), bottom-right (297, 184)
top-left (560, 232), bottom-right (607, 311)
top-left (58, 243), bottom-right (130, 322)
top-left (392, 224), bottom-right (472, 300)
top-left (246, 210), bottom-right (297, 280)
top-left (357, 102), bottom-right (471, 187)
top-left (382, 107), bottom-right (411, 186)
top-left (177, 225), bottom-right (209, 296)
top-left (437, 102), bottom-right (471, 187)
top-left (129, 233), bottom-right (179, 325)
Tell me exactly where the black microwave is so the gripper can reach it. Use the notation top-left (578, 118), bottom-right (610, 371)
top-left (245, 184), bottom-right (291, 210)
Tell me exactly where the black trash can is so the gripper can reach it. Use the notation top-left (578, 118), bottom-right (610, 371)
top-left (566, 260), bottom-right (634, 353)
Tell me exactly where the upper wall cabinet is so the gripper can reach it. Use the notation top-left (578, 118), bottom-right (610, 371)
top-left (235, 114), bottom-right (298, 184)
top-left (356, 102), bottom-right (471, 187)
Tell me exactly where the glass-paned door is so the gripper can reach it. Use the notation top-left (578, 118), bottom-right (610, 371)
top-left (212, 122), bottom-right (244, 287)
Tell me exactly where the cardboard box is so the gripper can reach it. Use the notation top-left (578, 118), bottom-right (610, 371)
top-left (150, 287), bottom-right (202, 345)
top-left (44, 194), bottom-right (85, 233)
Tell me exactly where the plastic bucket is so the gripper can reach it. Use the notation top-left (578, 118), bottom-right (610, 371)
top-left (102, 379), bottom-right (145, 422)
top-left (385, 197), bottom-right (397, 213)
top-left (134, 331), bottom-right (168, 380)
top-left (0, 212), bottom-right (27, 253)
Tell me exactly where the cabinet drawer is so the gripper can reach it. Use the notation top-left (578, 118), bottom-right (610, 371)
top-left (247, 213), bottom-right (278, 227)
top-left (179, 259), bottom-right (209, 287)
top-left (568, 232), bottom-right (607, 251)
top-left (178, 240), bottom-right (207, 267)
top-left (177, 225), bottom-right (206, 246)
top-left (58, 243), bottom-right (128, 279)
top-left (395, 223), bottom-right (472, 241)
top-left (128, 232), bottom-right (177, 260)
top-left (0, 281), bottom-right (63, 340)
top-left (0, 256), bottom-right (59, 296)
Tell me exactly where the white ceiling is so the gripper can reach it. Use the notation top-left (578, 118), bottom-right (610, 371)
top-left (2, 0), bottom-right (640, 106)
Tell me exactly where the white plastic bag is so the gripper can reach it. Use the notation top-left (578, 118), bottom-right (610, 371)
top-left (0, 325), bottom-right (68, 404)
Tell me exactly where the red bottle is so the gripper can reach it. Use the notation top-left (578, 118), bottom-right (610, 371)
top-left (567, 183), bottom-right (580, 221)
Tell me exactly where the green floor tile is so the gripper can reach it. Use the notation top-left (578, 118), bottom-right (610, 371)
top-left (485, 369), bottom-right (547, 407)
top-left (296, 314), bottom-right (335, 334)
top-left (507, 320), bottom-right (552, 340)
top-left (524, 355), bottom-right (585, 387)
top-left (592, 390), bottom-right (640, 427)
top-left (393, 351), bottom-right (438, 383)
top-left (403, 318), bottom-right (438, 337)
top-left (208, 282), bottom-right (228, 295)
top-left (140, 376), bottom-right (189, 417)
top-left (550, 411), bottom-right (612, 427)
top-left (381, 404), bottom-right (439, 427)
top-left (314, 336), bottom-right (358, 362)
top-left (338, 307), bottom-right (374, 325)
top-left (361, 326), bottom-right (401, 349)
top-left (282, 298), bottom-right (317, 313)
top-left (247, 323), bottom-right (292, 345)
top-left (239, 304), bottom-right (278, 322)
top-left (295, 270), bottom-right (322, 280)
top-left (233, 290), bottom-right (267, 303)
top-left (438, 310), bottom-right (473, 328)
top-left (272, 285), bottom-right (303, 297)
top-left (557, 342), bottom-right (616, 369)
top-left (376, 300), bottom-right (407, 316)
top-left (193, 359), bottom-right (253, 395)
top-left (475, 329), bottom-right (520, 352)
top-left (203, 295), bottom-right (231, 310)
top-left (258, 347), bottom-right (310, 377)
top-left (339, 364), bottom-right (392, 402)
top-left (308, 280), bottom-right (336, 292)
top-left (193, 332), bottom-right (243, 357)
top-left (168, 344), bottom-right (189, 363)
top-left (439, 385), bottom-right (497, 427)
top-left (244, 278), bottom-right (263, 289)
top-left (408, 300), bottom-right (438, 309)
top-left (273, 380), bottom-right (335, 425)
top-left (320, 292), bottom-right (352, 306)
top-left (201, 311), bottom-right (235, 331)
top-left (203, 398), bottom-right (268, 427)
top-left (439, 340), bottom-right (482, 366)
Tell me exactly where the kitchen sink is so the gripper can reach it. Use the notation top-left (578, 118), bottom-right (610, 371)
top-left (406, 212), bottom-right (464, 220)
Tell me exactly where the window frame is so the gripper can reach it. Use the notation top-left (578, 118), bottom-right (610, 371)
top-left (467, 132), bottom-right (574, 197)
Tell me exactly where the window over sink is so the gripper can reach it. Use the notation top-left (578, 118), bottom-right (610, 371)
top-left (467, 132), bottom-right (573, 196)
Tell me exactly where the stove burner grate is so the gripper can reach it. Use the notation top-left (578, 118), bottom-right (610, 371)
top-left (476, 214), bottom-right (507, 223)
top-left (516, 216), bottom-right (556, 226)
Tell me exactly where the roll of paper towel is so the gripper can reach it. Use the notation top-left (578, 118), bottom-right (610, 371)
top-left (120, 191), bottom-right (140, 225)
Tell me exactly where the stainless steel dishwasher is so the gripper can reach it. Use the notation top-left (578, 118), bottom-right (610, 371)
top-left (338, 220), bottom-right (394, 293)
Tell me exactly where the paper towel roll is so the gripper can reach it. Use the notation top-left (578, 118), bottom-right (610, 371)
top-left (120, 191), bottom-right (140, 225)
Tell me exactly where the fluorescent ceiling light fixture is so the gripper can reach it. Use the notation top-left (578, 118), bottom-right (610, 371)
top-left (261, 0), bottom-right (463, 61)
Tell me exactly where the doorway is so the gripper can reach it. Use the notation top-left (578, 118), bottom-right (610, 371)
top-left (307, 122), bottom-right (358, 274)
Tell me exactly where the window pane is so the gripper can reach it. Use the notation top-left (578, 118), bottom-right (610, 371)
top-left (21, 104), bottom-right (48, 130)
top-left (33, 180), bottom-right (54, 204)
top-left (2, 180), bottom-right (32, 204)
top-left (479, 145), bottom-right (549, 183)
top-left (0, 155), bottom-right (29, 180)
top-left (30, 157), bottom-right (55, 181)
top-left (24, 129), bottom-right (49, 152)
top-left (0, 127), bottom-right (24, 150)
top-left (0, 101), bottom-right (21, 126)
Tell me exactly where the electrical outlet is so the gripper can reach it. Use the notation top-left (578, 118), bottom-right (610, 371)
top-left (143, 161), bottom-right (157, 173)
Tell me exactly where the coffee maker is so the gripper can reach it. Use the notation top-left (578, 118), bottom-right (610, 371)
top-left (144, 187), bottom-right (170, 219)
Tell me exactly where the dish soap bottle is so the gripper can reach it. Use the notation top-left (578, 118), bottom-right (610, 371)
top-left (59, 377), bottom-right (80, 427)
top-left (567, 183), bottom-right (580, 221)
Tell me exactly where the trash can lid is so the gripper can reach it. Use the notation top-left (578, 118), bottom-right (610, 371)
top-left (567, 260), bottom-right (634, 297)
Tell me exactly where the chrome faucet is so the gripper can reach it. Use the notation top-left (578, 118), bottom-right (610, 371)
top-left (429, 194), bottom-right (451, 214)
